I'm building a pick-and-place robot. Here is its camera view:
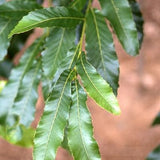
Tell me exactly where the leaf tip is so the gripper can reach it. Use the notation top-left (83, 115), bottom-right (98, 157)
top-left (112, 106), bottom-right (121, 116)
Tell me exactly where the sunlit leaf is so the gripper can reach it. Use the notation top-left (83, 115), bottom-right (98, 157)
top-left (76, 53), bottom-right (120, 115)
top-left (9, 7), bottom-right (84, 37)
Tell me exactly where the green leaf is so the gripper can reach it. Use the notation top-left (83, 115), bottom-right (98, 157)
top-left (42, 28), bottom-right (75, 79)
top-left (42, 45), bottom-right (79, 100)
top-left (53, 0), bottom-right (72, 6)
top-left (8, 30), bottom-right (33, 60)
top-left (70, 0), bottom-right (87, 11)
top-left (99, 0), bottom-right (139, 56)
top-left (0, 17), bottom-right (18, 61)
top-left (76, 53), bottom-right (120, 115)
top-left (0, 0), bottom-right (42, 19)
top-left (147, 145), bottom-right (160, 160)
top-left (86, 9), bottom-right (119, 95)
top-left (42, 27), bottom-right (79, 99)
top-left (0, 0), bottom-right (41, 61)
top-left (129, 0), bottom-right (144, 47)
top-left (9, 7), bottom-right (84, 37)
top-left (0, 37), bottom-right (44, 126)
top-left (0, 81), bottom-right (6, 93)
top-left (152, 112), bottom-right (160, 126)
top-left (10, 60), bottom-right (41, 127)
top-left (33, 70), bottom-right (74, 160)
top-left (68, 80), bottom-right (101, 160)
top-left (0, 60), bottom-right (13, 78)
top-left (0, 125), bottom-right (35, 148)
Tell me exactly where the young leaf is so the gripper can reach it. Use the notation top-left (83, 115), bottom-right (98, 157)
top-left (33, 70), bottom-right (74, 160)
top-left (99, 0), bottom-right (139, 56)
top-left (9, 7), bottom-right (84, 37)
top-left (147, 145), bottom-right (160, 160)
top-left (10, 60), bottom-right (41, 127)
top-left (0, 38), bottom-right (44, 126)
top-left (0, 0), bottom-right (41, 61)
top-left (86, 9), bottom-right (119, 95)
top-left (68, 80), bottom-right (101, 160)
top-left (70, 0), bottom-right (87, 11)
top-left (129, 0), bottom-right (144, 46)
top-left (76, 53), bottom-right (120, 115)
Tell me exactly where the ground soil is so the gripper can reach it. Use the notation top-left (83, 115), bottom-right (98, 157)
top-left (0, 0), bottom-right (160, 159)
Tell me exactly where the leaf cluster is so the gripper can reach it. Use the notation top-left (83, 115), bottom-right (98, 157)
top-left (0, 0), bottom-right (143, 159)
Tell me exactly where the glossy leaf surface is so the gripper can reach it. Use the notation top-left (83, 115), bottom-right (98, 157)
top-left (42, 46), bottom-right (79, 100)
top-left (129, 0), bottom-right (144, 46)
top-left (68, 80), bottom-right (101, 160)
top-left (42, 28), bottom-right (75, 79)
top-left (34, 70), bottom-right (73, 160)
top-left (86, 9), bottom-right (119, 95)
top-left (0, 38), bottom-right (44, 126)
top-left (9, 7), bottom-right (84, 37)
top-left (99, 0), bottom-right (139, 56)
top-left (77, 53), bottom-right (120, 115)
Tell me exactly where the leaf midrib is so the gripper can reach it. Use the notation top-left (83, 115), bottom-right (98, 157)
top-left (80, 56), bottom-right (113, 110)
top-left (50, 28), bottom-right (65, 78)
top-left (71, 0), bottom-right (81, 7)
top-left (109, 0), bottom-right (129, 42)
top-left (42, 71), bottom-right (72, 160)
top-left (75, 80), bottom-right (90, 160)
top-left (6, 38), bottom-right (43, 123)
top-left (19, 61), bottom-right (40, 125)
top-left (11, 16), bottom-right (84, 35)
top-left (0, 19), bottom-right (10, 35)
top-left (90, 9), bottom-right (106, 73)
